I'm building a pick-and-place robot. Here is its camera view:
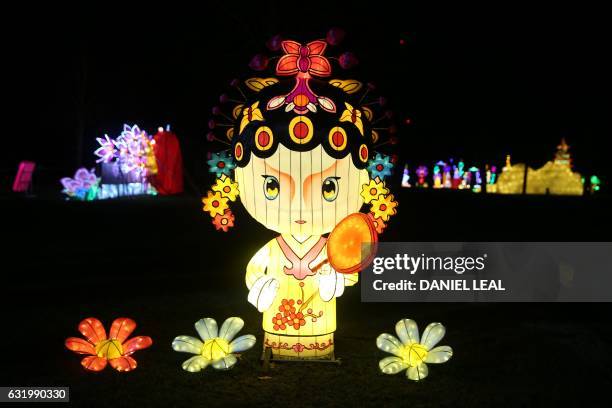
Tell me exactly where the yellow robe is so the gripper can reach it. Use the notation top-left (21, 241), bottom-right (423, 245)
top-left (246, 234), bottom-right (358, 359)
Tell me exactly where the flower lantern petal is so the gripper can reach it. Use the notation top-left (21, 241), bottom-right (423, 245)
top-left (376, 333), bottom-right (403, 357)
top-left (308, 56), bottom-right (332, 77)
top-left (276, 55), bottom-right (299, 76)
top-left (195, 318), bottom-right (219, 341)
top-left (122, 336), bottom-right (153, 355)
top-left (407, 363), bottom-right (429, 381)
top-left (281, 40), bottom-right (301, 54)
top-left (395, 319), bottom-right (420, 345)
top-left (317, 96), bottom-right (336, 113)
top-left (78, 318), bottom-right (107, 344)
top-left (65, 337), bottom-right (96, 355)
top-left (172, 335), bottom-right (204, 354)
top-left (307, 40), bottom-right (327, 55)
top-left (229, 334), bottom-right (256, 353)
top-left (420, 322), bottom-right (446, 351)
top-left (424, 346), bottom-right (453, 364)
top-left (211, 354), bottom-right (237, 370)
top-left (267, 95), bottom-right (287, 110)
top-left (182, 355), bottom-right (210, 372)
top-left (218, 317), bottom-right (244, 342)
top-left (109, 318), bottom-right (136, 344)
top-left (379, 356), bottom-right (408, 374)
top-left (109, 355), bottom-right (137, 372)
top-left (81, 356), bottom-right (108, 372)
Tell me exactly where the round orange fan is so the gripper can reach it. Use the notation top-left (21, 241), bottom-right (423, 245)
top-left (314, 212), bottom-right (378, 274)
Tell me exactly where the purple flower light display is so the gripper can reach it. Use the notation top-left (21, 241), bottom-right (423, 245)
top-left (60, 168), bottom-right (99, 200)
top-left (94, 135), bottom-right (117, 163)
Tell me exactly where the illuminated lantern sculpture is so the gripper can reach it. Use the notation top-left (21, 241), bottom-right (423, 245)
top-left (442, 162), bottom-right (452, 188)
top-left (377, 319), bottom-right (453, 381)
top-left (468, 166), bottom-right (482, 193)
top-left (494, 141), bottom-right (584, 195)
top-left (415, 165), bottom-right (428, 188)
top-left (172, 317), bottom-right (256, 371)
top-left (432, 162), bottom-right (442, 189)
top-left (401, 164), bottom-right (411, 187)
top-left (203, 32), bottom-right (398, 360)
top-left (65, 317), bottom-right (152, 372)
top-left (452, 160), bottom-right (465, 189)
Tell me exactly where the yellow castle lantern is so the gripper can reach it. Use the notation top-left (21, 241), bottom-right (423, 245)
top-left (493, 140), bottom-right (584, 195)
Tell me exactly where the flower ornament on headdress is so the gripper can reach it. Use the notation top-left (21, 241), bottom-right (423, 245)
top-left (276, 40), bottom-right (332, 77)
top-left (202, 191), bottom-right (229, 217)
top-left (267, 40), bottom-right (336, 115)
top-left (340, 102), bottom-right (364, 136)
top-left (212, 210), bottom-right (235, 232)
top-left (377, 319), bottom-right (453, 381)
top-left (368, 153), bottom-right (394, 180)
top-left (212, 175), bottom-right (239, 202)
top-left (360, 178), bottom-right (389, 204)
top-left (207, 152), bottom-right (236, 178)
top-left (239, 101), bottom-right (264, 134)
top-left (172, 317), bottom-right (256, 372)
top-left (65, 317), bottom-right (153, 372)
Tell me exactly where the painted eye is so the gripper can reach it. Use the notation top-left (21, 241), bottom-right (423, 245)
top-left (322, 177), bottom-right (340, 202)
top-left (263, 175), bottom-right (280, 200)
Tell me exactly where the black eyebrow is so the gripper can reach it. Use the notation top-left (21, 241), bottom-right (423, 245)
top-left (261, 174), bottom-right (278, 178)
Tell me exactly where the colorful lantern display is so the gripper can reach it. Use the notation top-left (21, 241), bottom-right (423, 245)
top-left (61, 124), bottom-right (183, 200)
top-left (495, 140), bottom-right (584, 195)
top-left (60, 168), bottom-right (100, 200)
top-left (589, 175), bottom-right (601, 193)
top-left (172, 317), bottom-right (256, 372)
top-left (401, 164), bottom-right (411, 187)
top-left (442, 162), bottom-right (452, 188)
top-left (468, 166), bottom-right (482, 192)
top-left (432, 162), bottom-right (443, 189)
top-left (415, 165), bottom-right (428, 188)
top-left (377, 319), bottom-right (453, 381)
top-left (65, 317), bottom-right (152, 372)
top-left (203, 32), bottom-right (398, 360)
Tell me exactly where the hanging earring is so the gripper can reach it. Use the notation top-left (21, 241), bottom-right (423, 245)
top-left (203, 152), bottom-right (239, 232)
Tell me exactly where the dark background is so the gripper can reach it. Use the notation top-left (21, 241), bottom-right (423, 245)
top-left (2, 2), bottom-right (611, 191)
top-left (2, 2), bottom-right (612, 407)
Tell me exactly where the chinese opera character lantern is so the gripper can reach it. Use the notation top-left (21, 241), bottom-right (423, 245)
top-left (203, 32), bottom-right (399, 360)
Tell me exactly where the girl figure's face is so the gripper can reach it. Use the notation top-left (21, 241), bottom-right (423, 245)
top-left (234, 145), bottom-right (369, 237)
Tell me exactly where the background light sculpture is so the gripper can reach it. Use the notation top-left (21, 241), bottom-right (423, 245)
top-left (377, 319), bottom-right (453, 381)
top-left (172, 317), bottom-right (256, 372)
top-left (204, 31), bottom-right (398, 360)
top-left (61, 124), bottom-right (183, 200)
top-left (65, 317), bottom-right (152, 372)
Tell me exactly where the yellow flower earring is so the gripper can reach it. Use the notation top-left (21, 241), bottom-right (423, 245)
top-left (202, 174), bottom-right (240, 232)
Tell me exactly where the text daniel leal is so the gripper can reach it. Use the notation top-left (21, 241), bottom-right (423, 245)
top-left (373, 279), bottom-right (506, 291)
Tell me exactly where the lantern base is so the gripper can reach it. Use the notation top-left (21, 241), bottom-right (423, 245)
top-left (262, 332), bottom-right (336, 360)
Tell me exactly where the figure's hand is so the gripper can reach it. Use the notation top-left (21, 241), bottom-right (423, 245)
top-left (247, 276), bottom-right (279, 312)
top-left (318, 265), bottom-right (345, 302)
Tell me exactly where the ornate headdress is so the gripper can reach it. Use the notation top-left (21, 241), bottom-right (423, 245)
top-left (204, 30), bottom-right (398, 231)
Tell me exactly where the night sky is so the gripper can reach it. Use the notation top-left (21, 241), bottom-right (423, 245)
top-left (3, 3), bottom-right (611, 191)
